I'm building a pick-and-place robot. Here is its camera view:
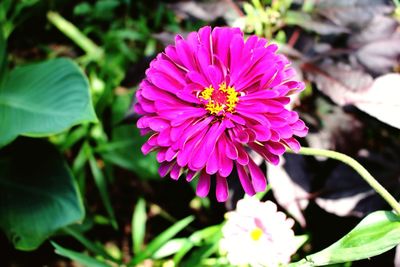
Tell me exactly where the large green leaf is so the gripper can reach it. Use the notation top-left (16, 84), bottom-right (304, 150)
top-left (0, 23), bottom-right (6, 80)
top-left (0, 138), bottom-right (85, 250)
top-left (0, 58), bottom-right (97, 147)
top-left (290, 211), bottom-right (400, 266)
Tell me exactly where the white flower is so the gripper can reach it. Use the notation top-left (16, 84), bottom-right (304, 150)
top-left (220, 197), bottom-right (297, 267)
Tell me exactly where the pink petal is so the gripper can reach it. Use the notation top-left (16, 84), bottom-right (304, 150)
top-left (248, 158), bottom-right (267, 192)
top-left (234, 142), bottom-right (249, 165)
top-left (217, 139), bottom-right (233, 177)
top-left (206, 147), bottom-right (219, 175)
top-left (141, 141), bottom-right (156, 155)
top-left (170, 164), bottom-right (181, 180)
top-left (196, 171), bottom-right (211, 197)
top-left (165, 147), bottom-right (178, 161)
top-left (189, 122), bottom-right (226, 170)
top-left (186, 170), bottom-right (197, 182)
top-left (156, 149), bottom-right (166, 162)
top-left (148, 118), bottom-right (169, 132)
top-left (266, 141), bottom-right (286, 155)
top-left (216, 173), bottom-right (229, 202)
top-left (221, 134), bottom-right (238, 160)
top-left (175, 39), bottom-right (196, 71)
top-left (229, 34), bottom-right (244, 74)
top-left (149, 70), bottom-right (184, 93)
top-left (236, 163), bottom-right (256, 195)
top-left (159, 162), bottom-right (174, 177)
top-left (282, 138), bottom-right (301, 152)
top-left (176, 125), bottom-right (209, 167)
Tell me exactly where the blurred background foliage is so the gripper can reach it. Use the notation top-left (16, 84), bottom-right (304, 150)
top-left (1, 0), bottom-right (400, 266)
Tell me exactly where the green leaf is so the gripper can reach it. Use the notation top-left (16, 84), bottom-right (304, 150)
top-left (181, 242), bottom-right (220, 267)
top-left (86, 145), bottom-right (117, 230)
top-left (0, 138), bottom-right (85, 250)
top-left (63, 226), bottom-right (119, 262)
top-left (0, 23), bottom-right (6, 81)
top-left (132, 198), bottom-right (147, 254)
top-left (0, 58), bottom-right (97, 147)
top-left (129, 216), bottom-right (194, 266)
top-left (290, 211), bottom-right (400, 266)
top-left (99, 126), bottom-right (159, 179)
top-left (174, 224), bottom-right (222, 265)
top-left (180, 225), bottom-right (222, 267)
top-left (293, 235), bottom-right (309, 252)
top-left (52, 242), bottom-right (111, 267)
top-left (153, 238), bottom-right (187, 259)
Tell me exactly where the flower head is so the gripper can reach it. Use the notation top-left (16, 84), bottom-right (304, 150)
top-left (220, 198), bottom-right (297, 266)
top-left (135, 26), bottom-right (308, 201)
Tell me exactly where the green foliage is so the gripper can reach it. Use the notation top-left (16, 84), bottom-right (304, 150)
top-left (0, 0), bottom-right (40, 38)
top-left (99, 126), bottom-right (159, 179)
top-left (0, 22), bottom-right (6, 80)
top-left (87, 145), bottom-right (118, 229)
top-left (62, 226), bottom-right (121, 263)
top-left (237, 0), bottom-right (292, 38)
top-left (52, 242), bottom-right (112, 267)
top-left (291, 211), bottom-right (400, 266)
top-left (47, 11), bottom-right (104, 61)
top-left (0, 58), bottom-right (97, 147)
top-left (2, 1), bottom-right (400, 267)
top-left (132, 198), bottom-right (147, 254)
top-left (129, 216), bottom-right (195, 266)
top-left (0, 139), bottom-right (84, 251)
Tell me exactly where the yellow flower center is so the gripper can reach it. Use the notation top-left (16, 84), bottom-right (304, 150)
top-left (250, 227), bottom-right (263, 241)
top-left (198, 82), bottom-right (239, 115)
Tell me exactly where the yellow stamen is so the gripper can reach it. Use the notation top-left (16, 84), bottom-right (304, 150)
top-left (201, 86), bottom-right (214, 100)
top-left (250, 227), bottom-right (263, 241)
top-left (198, 82), bottom-right (239, 115)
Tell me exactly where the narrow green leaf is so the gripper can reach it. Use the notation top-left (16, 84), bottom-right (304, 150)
top-left (173, 240), bottom-right (194, 265)
top-left (60, 124), bottom-right (89, 151)
top-left (153, 238), bottom-right (187, 259)
top-left (86, 146), bottom-right (117, 230)
top-left (0, 58), bottom-right (97, 147)
top-left (52, 242), bottom-right (111, 267)
top-left (181, 241), bottom-right (221, 267)
top-left (189, 225), bottom-right (222, 245)
top-left (293, 235), bottom-right (309, 252)
top-left (132, 198), bottom-right (147, 254)
top-left (72, 142), bottom-right (90, 174)
top-left (0, 138), bottom-right (84, 250)
top-left (174, 224), bottom-right (222, 265)
top-left (129, 216), bottom-right (194, 266)
top-left (63, 226), bottom-right (119, 262)
top-left (290, 211), bottom-right (400, 266)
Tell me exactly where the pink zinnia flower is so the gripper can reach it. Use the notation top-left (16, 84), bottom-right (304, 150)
top-left (220, 198), bottom-right (297, 266)
top-left (135, 26), bottom-right (308, 202)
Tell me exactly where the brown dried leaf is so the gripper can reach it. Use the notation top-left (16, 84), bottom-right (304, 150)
top-left (353, 74), bottom-right (400, 129)
top-left (304, 61), bottom-right (374, 106)
top-left (268, 155), bottom-right (312, 227)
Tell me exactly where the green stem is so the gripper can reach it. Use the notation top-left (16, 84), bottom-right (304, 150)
top-left (47, 11), bottom-right (103, 61)
top-left (288, 147), bottom-right (400, 215)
